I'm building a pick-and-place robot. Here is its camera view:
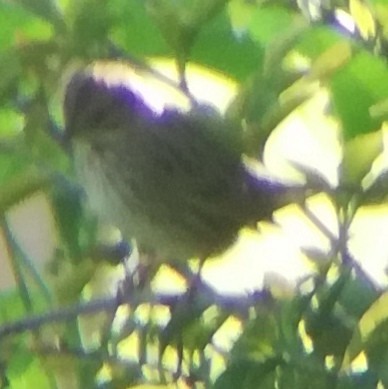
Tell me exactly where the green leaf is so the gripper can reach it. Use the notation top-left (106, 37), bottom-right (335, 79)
top-left (145, 0), bottom-right (197, 59)
top-left (227, 0), bottom-right (258, 33)
top-left (214, 358), bottom-right (280, 389)
top-left (304, 271), bottom-right (354, 358)
top-left (363, 319), bottom-right (388, 385)
top-left (0, 50), bottom-right (22, 101)
top-left (329, 52), bottom-right (388, 139)
top-left (296, 26), bottom-right (345, 60)
top-left (277, 360), bottom-right (332, 389)
top-left (342, 291), bottom-right (388, 370)
top-left (66, 0), bottom-right (114, 57)
top-left (340, 130), bottom-right (384, 186)
top-left (231, 311), bottom-right (278, 361)
top-left (192, 8), bottom-right (262, 80)
top-left (0, 167), bottom-right (51, 213)
top-left (109, 0), bottom-right (170, 57)
top-left (181, 306), bottom-right (228, 351)
top-left (339, 273), bottom-right (379, 318)
top-left (247, 6), bottom-right (296, 47)
top-left (0, 107), bottom-right (24, 138)
top-left (49, 176), bottom-right (85, 260)
top-left (13, 0), bottom-right (65, 32)
top-left (308, 41), bottom-right (352, 81)
top-left (2, 335), bottom-right (53, 388)
top-left (0, 2), bottom-right (54, 50)
top-left (5, 343), bottom-right (34, 379)
top-left (111, 1), bottom-right (260, 81)
top-left (0, 291), bottom-right (25, 323)
top-left (188, 0), bottom-right (229, 28)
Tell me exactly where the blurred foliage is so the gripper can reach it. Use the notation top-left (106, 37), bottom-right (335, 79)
top-left (1, 0), bottom-right (388, 388)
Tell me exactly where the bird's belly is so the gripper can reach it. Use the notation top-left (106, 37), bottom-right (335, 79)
top-left (73, 142), bottom-right (240, 260)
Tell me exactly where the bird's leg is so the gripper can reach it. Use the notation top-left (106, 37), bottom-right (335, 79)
top-left (192, 256), bottom-right (206, 289)
top-left (184, 256), bottom-right (208, 300)
top-left (165, 256), bottom-right (207, 299)
top-left (128, 248), bottom-right (164, 290)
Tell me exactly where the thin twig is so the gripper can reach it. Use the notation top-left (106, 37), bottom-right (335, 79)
top-left (2, 217), bottom-right (52, 305)
top-left (300, 201), bottom-right (378, 291)
top-left (1, 216), bottom-right (33, 313)
top-left (0, 280), bottom-right (267, 339)
top-left (0, 296), bottom-right (119, 339)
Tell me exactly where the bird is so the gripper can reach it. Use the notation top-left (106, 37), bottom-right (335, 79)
top-left (63, 60), bottom-right (306, 262)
